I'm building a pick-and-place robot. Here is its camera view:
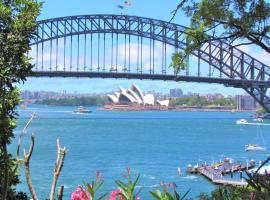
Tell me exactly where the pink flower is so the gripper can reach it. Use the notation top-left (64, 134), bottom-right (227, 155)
top-left (71, 187), bottom-right (90, 200)
top-left (108, 189), bottom-right (123, 200)
top-left (136, 196), bottom-right (141, 200)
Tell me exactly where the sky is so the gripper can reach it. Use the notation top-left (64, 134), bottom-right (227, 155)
top-left (19, 0), bottom-right (270, 95)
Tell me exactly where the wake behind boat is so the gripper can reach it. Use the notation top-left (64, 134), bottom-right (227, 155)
top-left (73, 106), bottom-right (92, 114)
top-left (245, 144), bottom-right (266, 151)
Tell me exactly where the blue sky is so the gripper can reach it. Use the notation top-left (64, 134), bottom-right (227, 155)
top-left (20, 0), bottom-right (257, 95)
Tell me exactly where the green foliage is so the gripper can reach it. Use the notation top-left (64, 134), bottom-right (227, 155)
top-left (170, 52), bottom-right (188, 73)
top-left (172, 0), bottom-right (270, 72)
top-left (83, 172), bottom-right (108, 200)
top-left (198, 186), bottom-right (251, 200)
top-left (150, 187), bottom-right (190, 200)
top-left (244, 157), bottom-right (270, 199)
top-left (115, 168), bottom-right (141, 200)
top-left (0, 0), bottom-right (41, 199)
top-left (169, 96), bottom-right (236, 107)
top-left (256, 107), bottom-right (267, 115)
top-left (35, 96), bottom-right (108, 106)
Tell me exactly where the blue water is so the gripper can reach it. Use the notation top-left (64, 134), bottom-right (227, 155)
top-left (10, 105), bottom-right (270, 199)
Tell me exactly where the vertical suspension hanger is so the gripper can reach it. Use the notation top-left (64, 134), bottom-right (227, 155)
top-left (70, 19), bottom-right (73, 72)
top-left (84, 17), bottom-right (87, 72)
top-left (124, 19), bottom-right (127, 72)
top-left (90, 20), bottom-right (93, 71)
top-left (116, 21), bottom-right (119, 72)
top-left (41, 23), bottom-right (44, 71)
top-left (128, 20), bottom-right (131, 73)
top-left (111, 18), bottom-right (114, 71)
top-left (64, 20), bottom-right (66, 72)
top-left (35, 26), bottom-right (39, 71)
top-left (137, 20), bottom-right (139, 73)
top-left (56, 21), bottom-right (59, 71)
top-left (103, 20), bottom-right (106, 72)
top-left (97, 18), bottom-right (100, 72)
top-left (152, 25), bottom-right (155, 74)
top-left (77, 19), bottom-right (80, 72)
top-left (49, 21), bottom-right (52, 72)
top-left (140, 21), bottom-right (143, 73)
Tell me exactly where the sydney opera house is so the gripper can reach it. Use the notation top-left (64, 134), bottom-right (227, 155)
top-left (105, 84), bottom-right (170, 110)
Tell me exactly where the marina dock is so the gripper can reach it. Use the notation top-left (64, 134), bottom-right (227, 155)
top-left (186, 158), bottom-right (256, 186)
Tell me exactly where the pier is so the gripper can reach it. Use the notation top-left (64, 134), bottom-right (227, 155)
top-left (187, 159), bottom-right (256, 186)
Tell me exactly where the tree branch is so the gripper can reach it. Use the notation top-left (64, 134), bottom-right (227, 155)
top-left (49, 139), bottom-right (67, 200)
top-left (17, 112), bottom-right (35, 161)
top-left (170, 0), bottom-right (188, 22)
top-left (57, 185), bottom-right (64, 200)
top-left (23, 133), bottom-right (38, 200)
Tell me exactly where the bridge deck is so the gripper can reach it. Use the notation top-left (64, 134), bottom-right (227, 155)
top-left (31, 71), bottom-right (270, 88)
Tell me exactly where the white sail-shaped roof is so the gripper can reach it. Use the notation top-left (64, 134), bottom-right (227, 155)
top-left (119, 87), bottom-right (126, 93)
top-left (107, 94), bottom-right (119, 103)
top-left (119, 92), bottom-right (139, 104)
top-left (131, 84), bottom-right (145, 104)
top-left (144, 94), bottom-right (155, 105)
top-left (114, 92), bottom-right (120, 98)
top-left (127, 89), bottom-right (143, 104)
top-left (157, 100), bottom-right (170, 107)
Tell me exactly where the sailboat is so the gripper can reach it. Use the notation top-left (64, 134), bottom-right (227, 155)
top-left (245, 124), bottom-right (266, 152)
top-left (245, 144), bottom-right (266, 151)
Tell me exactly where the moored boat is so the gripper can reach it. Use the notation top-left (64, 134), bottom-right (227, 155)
top-left (253, 118), bottom-right (263, 122)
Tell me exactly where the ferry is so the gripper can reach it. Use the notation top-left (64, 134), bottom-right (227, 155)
top-left (73, 106), bottom-right (92, 114)
top-left (236, 119), bottom-right (248, 124)
top-left (245, 144), bottom-right (266, 151)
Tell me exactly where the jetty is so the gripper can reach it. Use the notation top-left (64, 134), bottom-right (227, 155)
top-left (186, 158), bottom-right (256, 186)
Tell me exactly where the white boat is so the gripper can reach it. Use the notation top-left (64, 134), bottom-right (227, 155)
top-left (245, 144), bottom-right (266, 151)
top-left (236, 119), bottom-right (248, 124)
top-left (253, 118), bottom-right (263, 122)
top-left (73, 106), bottom-right (92, 114)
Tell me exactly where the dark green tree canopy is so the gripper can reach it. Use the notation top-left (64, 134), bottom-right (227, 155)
top-left (0, 0), bottom-right (41, 199)
top-left (171, 0), bottom-right (270, 70)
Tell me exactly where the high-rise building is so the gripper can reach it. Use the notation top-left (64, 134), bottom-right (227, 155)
top-left (236, 95), bottom-right (256, 111)
top-left (170, 88), bottom-right (183, 98)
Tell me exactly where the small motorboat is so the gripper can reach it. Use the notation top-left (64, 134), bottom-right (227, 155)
top-left (245, 144), bottom-right (266, 151)
top-left (236, 119), bottom-right (248, 124)
top-left (73, 106), bottom-right (92, 114)
top-left (253, 118), bottom-right (263, 122)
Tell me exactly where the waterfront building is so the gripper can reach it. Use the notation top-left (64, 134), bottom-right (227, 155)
top-left (236, 94), bottom-right (256, 111)
top-left (107, 84), bottom-right (168, 106)
top-left (170, 88), bottom-right (183, 98)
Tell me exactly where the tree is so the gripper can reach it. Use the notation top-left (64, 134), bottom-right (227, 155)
top-left (171, 0), bottom-right (270, 71)
top-left (0, 0), bottom-right (41, 199)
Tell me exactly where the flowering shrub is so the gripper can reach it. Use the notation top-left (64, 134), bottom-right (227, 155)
top-left (115, 168), bottom-right (141, 200)
top-left (71, 187), bottom-right (90, 200)
top-left (108, 189), bottom-right (124, 200)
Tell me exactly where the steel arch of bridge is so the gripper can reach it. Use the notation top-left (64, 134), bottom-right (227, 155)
top-left (30, 14), bottom-right (270, 112)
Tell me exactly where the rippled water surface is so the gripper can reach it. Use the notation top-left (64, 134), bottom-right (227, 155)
top-left (10, 105), bottom-right (270, 199)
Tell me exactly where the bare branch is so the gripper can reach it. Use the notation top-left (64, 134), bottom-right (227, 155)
top-left (50, 139), bottom-right (67, 200)
top-left (17, 112), bottom-right (36, 161)
top-left (230, 42), bottom-right (254, 48)
top-left (170, 0), bottom-right (188, 22)
top-left (57, 185), bottom-right (64, 200)
top-left (23, 133), bottom-right (38, 200)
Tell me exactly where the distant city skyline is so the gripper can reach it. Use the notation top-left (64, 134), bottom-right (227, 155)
top-left (21, 82), bottom-right (245, 97)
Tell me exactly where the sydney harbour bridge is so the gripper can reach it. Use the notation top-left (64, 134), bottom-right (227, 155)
top-left (29, 14), bottom-right (270, 112)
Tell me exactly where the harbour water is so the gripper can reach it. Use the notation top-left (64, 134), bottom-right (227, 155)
top-left (10, 105), bottom-right (270, 199)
